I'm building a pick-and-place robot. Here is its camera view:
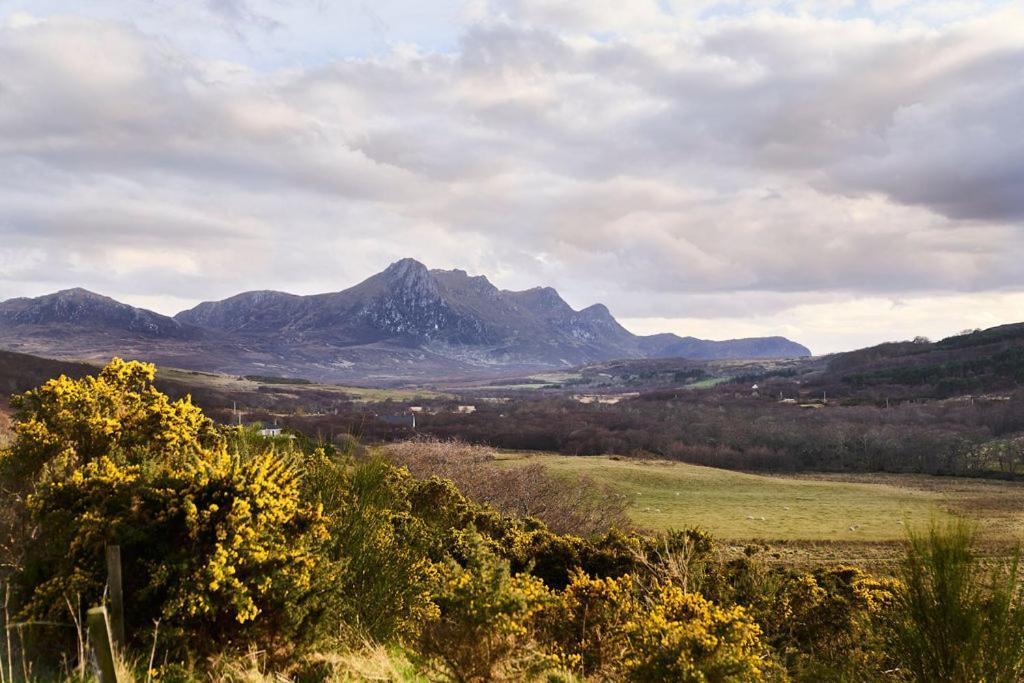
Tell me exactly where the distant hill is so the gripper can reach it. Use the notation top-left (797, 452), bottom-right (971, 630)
top-left (799, 324), bottom-right (1024, 399)
top-left (0, 288), bottom-right (194, 337)
top-left (0, 349), bottom-right (96, 399)
top-left (0, 259), bottom-right (810, 382)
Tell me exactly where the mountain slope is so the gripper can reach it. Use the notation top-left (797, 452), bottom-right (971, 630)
top-left (1, 260), bottom-right (810, 382)
top-left (0, 288), bottom-right (192, 337)
top-left (802, 324), bottom-right (1024, 399)
top-left (639, 333), bottom-right (810, 361)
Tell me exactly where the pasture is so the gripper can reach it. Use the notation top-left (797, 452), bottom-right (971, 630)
top-left (494, 453), bottom-right (1024, 548)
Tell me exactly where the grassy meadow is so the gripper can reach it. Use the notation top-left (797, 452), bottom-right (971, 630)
top-left (494, 453), bottom-right (1024, 548)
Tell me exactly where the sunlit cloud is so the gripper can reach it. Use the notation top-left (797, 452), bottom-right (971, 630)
top-left (0, 0), bottom-right (1021, 353)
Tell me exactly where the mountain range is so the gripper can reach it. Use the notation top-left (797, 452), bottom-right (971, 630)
top-left (0, 258), bottom-right (809, 382)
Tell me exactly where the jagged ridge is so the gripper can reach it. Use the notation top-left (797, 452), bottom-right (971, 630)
top-left (0, 259), bottom-right (811, 380)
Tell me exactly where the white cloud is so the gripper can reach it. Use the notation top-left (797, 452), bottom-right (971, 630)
top-left (622, 291), bottom-right (1024, 355)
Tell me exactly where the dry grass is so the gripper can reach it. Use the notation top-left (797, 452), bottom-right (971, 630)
top-left (211, 646), bottom-right (426, 682)
top-left (382, 439), bottom-right (632, 536)
top-left (313, 646), bottom-right (427, 682)
top-left (0, 403), bottom-right (12, 450)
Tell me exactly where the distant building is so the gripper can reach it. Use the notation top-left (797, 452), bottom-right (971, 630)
top-left (456, 405), bottom-right (477, 414)
top-left (750, 384), bottom-right (760, 397)
top-left (574, 393), bottom-right (639, 405)
top-left (256, 422), bottom-right (284, 437)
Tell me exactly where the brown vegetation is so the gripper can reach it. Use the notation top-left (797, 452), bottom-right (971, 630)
top-left (383, 438), bottom-right (631, 536)
top-left (284, 388), bottom-right (1024, 479)
top-left (0, 402), bottom-right (10, 449)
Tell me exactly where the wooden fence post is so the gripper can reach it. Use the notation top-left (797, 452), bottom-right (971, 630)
top-left (86, 606), bottom-right (118, 683)
top-left (105, 545), bottom-right (125, 649)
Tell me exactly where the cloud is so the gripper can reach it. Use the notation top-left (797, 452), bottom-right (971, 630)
top-left (0, 2), bottom-right (1021, 351)
top-left (622, 291), bottom-right (1024, 355)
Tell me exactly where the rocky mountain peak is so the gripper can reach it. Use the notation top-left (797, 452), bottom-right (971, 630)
top-left (381, 258), bottom-right (435, 291)
top-left (52, 287), bottom-right (100, 299)
top-left (508, 286), bottom-right (573, 315)
top-left (580, 303), bottom-right (613, 320)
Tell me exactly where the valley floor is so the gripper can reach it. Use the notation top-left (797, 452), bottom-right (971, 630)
top-left (494, 453), bottom-right (1024, 565)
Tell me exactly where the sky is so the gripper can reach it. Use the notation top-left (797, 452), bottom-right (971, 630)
top-left (0, 0), bottom-right (1022, 354)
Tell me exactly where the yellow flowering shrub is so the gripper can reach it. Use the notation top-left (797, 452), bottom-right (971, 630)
top-left (623, 585), bottom-right (770, 682)
top-left (418, 528), bottom-right (553, 682)
top-left (4, 360), bottom-right (327, 656)
top-left (543, 570), bottom-right (770, 682)
top-left (542, 570), bottom-right (640, 676)
top-left (1, 357), bottom-right (217, 488)
top-left (723, 559), bottom-right (899, 679)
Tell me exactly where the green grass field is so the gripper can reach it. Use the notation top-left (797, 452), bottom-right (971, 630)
top-left (495, 453), bottom-right (1024, 545)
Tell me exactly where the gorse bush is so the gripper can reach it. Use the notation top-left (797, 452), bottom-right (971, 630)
top-left (1, 359), bottom-right (327, 656)
top-left (419, 528), bottom-right (553, 682)
top-left (622, 585), bottom-right (768, 682)
top-left (544, 570), bottom-right (637, 676)
top-left (540, 569), bottom-right (773, 682)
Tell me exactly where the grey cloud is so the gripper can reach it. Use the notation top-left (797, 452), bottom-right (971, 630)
top-left (0, 17), bottom-right (424, 201)
top-left (0, 3), bottom-right (1022, 340)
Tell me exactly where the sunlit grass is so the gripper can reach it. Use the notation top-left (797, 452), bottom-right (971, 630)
top-left (495, 453), bottom-right (959, 541)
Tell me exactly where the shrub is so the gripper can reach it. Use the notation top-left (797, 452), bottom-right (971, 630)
top-left (887, 521), bottom-right (1024, 682)
top-left (418, 528), bottom-right (552, 682)
top-left (542, 569), bottom-right (771, 681)
top-left (312, 453), bottom-right (442, 644)
top-left (0, 357), bottom-right (218, 491)
top-left (2, 359), bottom-right (328, 657)
top-left (384, 439), bottom-right (631, 535)
top-left (769, 567), bottom-right (897, 680)
top-left (622, 585), bottom-right (770, 682)
top-left (542, 570), bottom-right (639, 677)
